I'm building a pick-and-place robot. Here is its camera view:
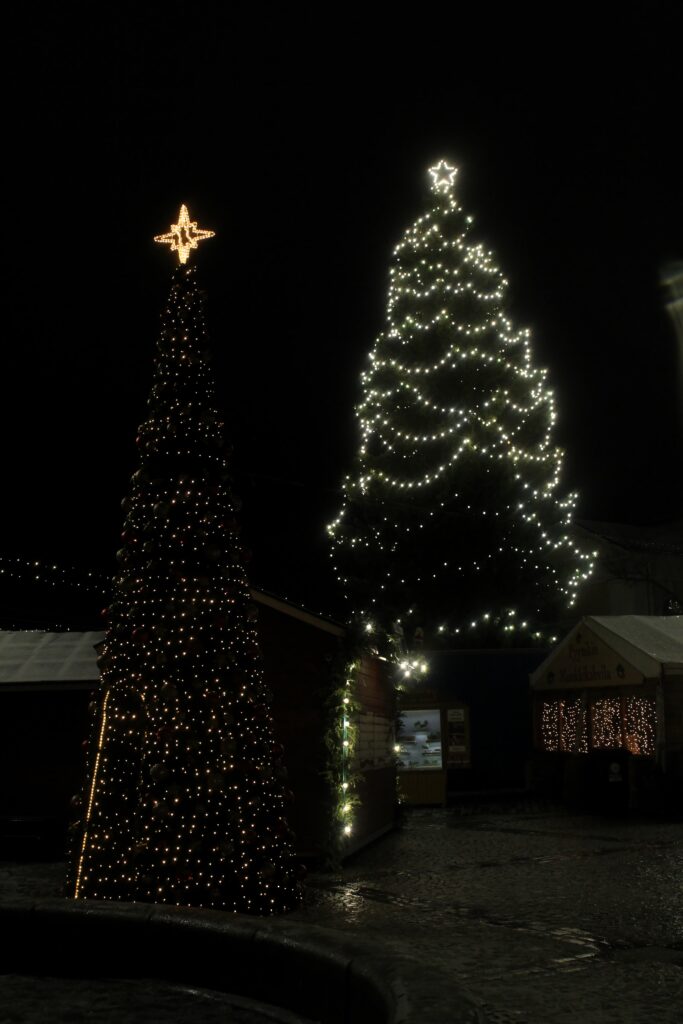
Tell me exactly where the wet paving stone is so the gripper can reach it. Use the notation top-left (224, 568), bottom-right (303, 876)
top-left (5, 808), bottom-right (683, 1022)
top-left (291, 808), bottom-right (683, 1023)
top-left (0, 977), bottom-right (312, 1024)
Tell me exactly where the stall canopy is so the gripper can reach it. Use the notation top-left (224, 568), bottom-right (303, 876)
top-left (529, 616), bottom-right (683, 760)
top-left (531, 616), bottom-right (683, 691)
top-left (0, 631), bottom-right (104, 688)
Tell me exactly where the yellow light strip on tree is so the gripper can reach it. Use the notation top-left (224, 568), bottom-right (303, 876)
top-left (74, 687), bottom-right (112, 899)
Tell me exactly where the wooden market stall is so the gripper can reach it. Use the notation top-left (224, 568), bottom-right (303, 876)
top-left (0, 631), bottom-right (100, 853)
top-left (0, 591), bottom-right (396, 860)
top-left (397, 698), bottom-right (469, 806)
top-left (249, 590), bottom-right (396, 858)
top-left (530, 615), bottom-right (683, 809)
top-left (396, 648), bottom-right (546, 805)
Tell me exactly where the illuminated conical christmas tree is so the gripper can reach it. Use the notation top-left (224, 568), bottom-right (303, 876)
top-left (329, 162), bottom-right (594, 648)
top-left (68, 206), bottom-right (302, 913)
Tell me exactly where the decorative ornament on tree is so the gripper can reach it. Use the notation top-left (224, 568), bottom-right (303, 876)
top-left (428, 159), bottom-right (458, 193)
top-left (329, 162), bottom-right (595, 648)
top-left (154, 204), bottom-right (215, 265)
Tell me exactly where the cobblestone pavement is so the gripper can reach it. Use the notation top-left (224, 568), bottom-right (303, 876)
top-left (291, 806), bottom-right (683, 1023)
top-left (0, 978), bottom-right (312, 1024)
top-left (5, 806), bottom-right (683, 1023)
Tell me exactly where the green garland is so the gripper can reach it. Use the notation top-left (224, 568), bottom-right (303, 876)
top-left (320, 621), bottom-right (370, 869)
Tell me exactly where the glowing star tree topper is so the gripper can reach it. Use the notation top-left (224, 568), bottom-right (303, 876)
top-left (154, 204), bottom-right (215, 264)
top-left (428, 159), bottom-right (458, 193)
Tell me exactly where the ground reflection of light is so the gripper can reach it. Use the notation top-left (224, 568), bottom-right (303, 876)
top-left (314, 881), bottom-right (384, 923)
top-left (339, 884), bottom-right (365, 915)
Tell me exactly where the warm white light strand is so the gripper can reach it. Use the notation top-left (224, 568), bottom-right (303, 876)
top-left (154, 204), bottom-right (215, 265)
top-left (329, 162), bottom-right (593, 642)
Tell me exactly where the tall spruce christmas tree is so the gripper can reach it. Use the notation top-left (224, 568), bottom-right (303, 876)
top-left (329, 162), bottom-right (594, 649)
top-left (68, 205), bottom-right (302, 913)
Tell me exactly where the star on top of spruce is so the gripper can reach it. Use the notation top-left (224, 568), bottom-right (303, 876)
top-left (428, 160), bottom-right (458, 193)
top-left (154, 204), bottom-right (215, 264)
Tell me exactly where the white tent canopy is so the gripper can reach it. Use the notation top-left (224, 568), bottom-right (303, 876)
top-left (531, 615), bottom-right (683, 690)
top-left (0, 588), bottom-right (342, 690)
top-left (0, 631), bottom-right (104, 685)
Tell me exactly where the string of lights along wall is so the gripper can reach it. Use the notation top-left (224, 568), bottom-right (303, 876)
top-left (67, 205), bottom-right (302, 914)
top-left (329, 161), bottom-right (595, 650)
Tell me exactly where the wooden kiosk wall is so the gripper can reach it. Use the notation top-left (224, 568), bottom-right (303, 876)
top-left (0, 602), bottom-right (397, 862)
top-left (255, 593), bottom-right (396, 859)
top-left (528, 619), bottom-right (673, 808)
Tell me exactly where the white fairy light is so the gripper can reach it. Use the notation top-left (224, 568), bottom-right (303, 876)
top-left (428, 160), bottom-right (458, 193)
top-left (329, 161), bottom-right (593, 644)
top-left (154, 204), bottom-right (215, 264)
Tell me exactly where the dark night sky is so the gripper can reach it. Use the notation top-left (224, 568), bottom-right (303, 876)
top-left (0, 2), bottom-right (681, 624)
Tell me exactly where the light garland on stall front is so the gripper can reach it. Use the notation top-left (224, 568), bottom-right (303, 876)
top-left (591, 697), bottom-right (623, 749)
top-left (541, 694), bottom-right (655, 756)
top-left (339, 661), bottom-right (360, 839)
top-left (328, 161), bottom-right (595, 644)
top-left (540, 697), bottom-right (587, 753)
top-left (625, 695), bottom-right (656, 756)
top-left (321, 647), bottom-right (364, 864)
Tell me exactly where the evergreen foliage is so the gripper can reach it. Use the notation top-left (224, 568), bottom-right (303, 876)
top-left (329, 163), bottom-right (593, 648)
top-left (68, 265), bottom-right (302, 913)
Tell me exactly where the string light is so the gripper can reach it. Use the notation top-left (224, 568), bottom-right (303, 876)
top-left (398, 657), bottom-right (429, 679)
top-left (541, 695), bottom-right (655, 756)
top-left (67, 256), bottom-right (301, 914)
top-left (428, 159), bottom-right (458, 193)
top-left (0, 554), bottom-right (108, 593)
top-left (329, 161), bottom-right (594, 645)
top-left (340, 664), bottom-right (357, 837)
top-left (591, 697), bottom-right (623, 749)
top-left (154, 204), bottom-right (215, 265)
top-left (541, 697), bottom-right (587, 753)
top-left (323, 654), bottom-right (362, 849)
top-left (74, 688), bottom-right (112, 899)
top-left (625, 695), bottom-right (656, 756)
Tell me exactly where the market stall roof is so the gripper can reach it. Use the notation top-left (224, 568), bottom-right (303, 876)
top-left (0, 630), bottom-right (104, 685)
top-left (253, 589), bottom-right (344, 637)
top-left (591, 616), bottom-right (683, 668)
top-left (0, 587), bottom-right (344, 690)
top-left (530, 615), bottom-right (683, 689)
